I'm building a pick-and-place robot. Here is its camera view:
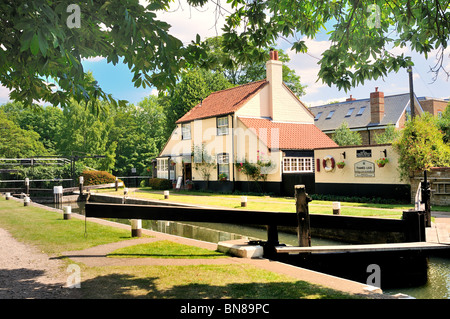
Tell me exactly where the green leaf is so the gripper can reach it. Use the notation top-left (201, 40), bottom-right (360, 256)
top-left (30, 34), bottom-right (40, 56)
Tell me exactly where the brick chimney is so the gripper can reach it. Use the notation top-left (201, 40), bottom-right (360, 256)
top-left (346, 95), bottom-right (356, 101)
top-left (266, 49), bottom-right (283, 121)
top-left (370, 87), bottom-right (384, 123)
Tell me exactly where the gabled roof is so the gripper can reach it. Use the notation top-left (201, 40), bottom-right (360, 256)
top-left (238, 117), bottom-right (338, 150)
top-left (175, 80), bottom-right (268, 124)
top-left (309, 93), bottom-right (422, 132)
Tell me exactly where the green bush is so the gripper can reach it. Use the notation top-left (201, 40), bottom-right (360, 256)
top-left (148, 178), bottom-right (173, 190)
top-left (82, 170), bottom-right (123, 186)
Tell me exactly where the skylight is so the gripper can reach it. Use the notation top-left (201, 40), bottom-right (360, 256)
top-left (345, 108), bottom-right (355, 117)
top-left (356, 106), bottom-right (366, 116)
top-left (325, 110), bottom-right (335, 119)
top-left (314, 112), bottom-right (323, 121)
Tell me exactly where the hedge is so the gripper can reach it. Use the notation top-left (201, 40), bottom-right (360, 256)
top-left (147, 178), bottom-right (173, 190)
top-left (82, 170), bottom-right (123, 186)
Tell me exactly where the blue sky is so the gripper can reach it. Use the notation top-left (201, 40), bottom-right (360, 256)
top-left (1, 1), bottom-right (448, 107)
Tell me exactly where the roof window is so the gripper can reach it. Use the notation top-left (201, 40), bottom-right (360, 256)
top-left (345, 108), bottom-right (355, 117)
top-left (325, 110), bottom-right (335, 120)
top-left (356, 106), bottom-right (366, 116)
top-left (314, 112), bottom-right (323, 121)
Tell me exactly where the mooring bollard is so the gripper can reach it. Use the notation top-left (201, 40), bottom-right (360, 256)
top-left (124, 188), bottom-right (128, 196)
top-left (131, 219), bottom-right (142, 237)
top-left (241, 196), bottom-right (247, 207)
top-left (332, 202), bottom-right (341, 215)
top-left (63, 206), bottom-right (72, 220)
top-left (24, 178), bottom-right (30, 195)
top-left (53, 186), bottom-right (63, 204)
top-left (23, 196), bottom-right (30, 206)
top-left (115, 177), bottom-right (119, 191)
top-left (5, 192), bottom-right (11, 200)
top-left (164, 190), bottom-right (169, 199)
top-left (79, 176), bottom-right (84, 195)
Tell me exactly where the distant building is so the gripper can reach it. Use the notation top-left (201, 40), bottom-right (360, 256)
top-left (308, 88), bottom-right (446, 145)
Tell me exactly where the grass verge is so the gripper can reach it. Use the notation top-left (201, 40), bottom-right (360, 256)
top-left (107, 240), bottom-right (228, 259)
top-left (0, 197), bottom-right (360, 299)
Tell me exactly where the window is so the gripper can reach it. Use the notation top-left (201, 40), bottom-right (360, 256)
top-left (356, 106), bottom-right (366, 116)
top-left (345, 108), bottom-right (355, 117)
top-left (314, 112), bottom-right (323, 121)
top-left (157, 158), bottom-right (168, 179)
top-left (182, 123), bottom-right (191, 140)
top-left (283, 157), bottom-right (313, 173)
top-left (325, 110), bottom-right (335, 119)
top-left (217, 116), bottom-right (229, 135)
top-left (217, 153), bottom-right (229, 180)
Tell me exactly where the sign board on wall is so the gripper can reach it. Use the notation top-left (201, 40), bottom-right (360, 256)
top-left (356, 149), bottom-right (372, 158)
top-left (354, 160), bottom-right (375, 177)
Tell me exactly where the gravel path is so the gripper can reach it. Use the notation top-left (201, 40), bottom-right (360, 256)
top-left (0, 227), bottom-right (80, 299)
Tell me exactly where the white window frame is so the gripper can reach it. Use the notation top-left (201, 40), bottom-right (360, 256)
top-left (217, 153), bottom-right (230, 180)
top-left (217, 116), bottom-right (229, 136)
top-left (157, 158), bottom-right (169, 179)
top-left (282, 157), bottom-right (314, 173)
top-left (182, 123), bottom-right (191, 140)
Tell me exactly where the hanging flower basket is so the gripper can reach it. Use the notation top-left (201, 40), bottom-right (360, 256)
top-left (336, 161), bottom-right (345, 169)
top-left (376, 158), bottom-right (389, 167)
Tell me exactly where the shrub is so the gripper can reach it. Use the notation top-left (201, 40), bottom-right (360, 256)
top-left (82, 170), bottom-right (122, 186)
top-left (147, 178), bottom-right (173, 190)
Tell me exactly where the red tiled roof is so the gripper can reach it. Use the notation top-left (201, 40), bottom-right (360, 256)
top-left (238, 117), bottom-right (338, 150)
top-left (175, 80), bottom-right (268, 123)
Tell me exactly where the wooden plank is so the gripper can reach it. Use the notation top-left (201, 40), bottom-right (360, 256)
top-left (85, 202), bottom-right (299, 226)
top-left (275, 242), bottom-right (450, 254)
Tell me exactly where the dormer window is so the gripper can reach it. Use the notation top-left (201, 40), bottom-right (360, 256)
top-left (325, 110), bottom-right (335, 119)
top-left (217, 116), bottom-right (229, 136)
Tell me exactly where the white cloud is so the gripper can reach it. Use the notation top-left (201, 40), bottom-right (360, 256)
top-left (82, 56), bottom-right (106, 62)
top-left (0, 85), bottom-right (11, 104)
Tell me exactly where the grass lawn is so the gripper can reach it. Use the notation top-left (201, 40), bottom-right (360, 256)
top-left (107, 240), bottom-right (228, 259)
top-left (0, 197), bottom-right (360, 299)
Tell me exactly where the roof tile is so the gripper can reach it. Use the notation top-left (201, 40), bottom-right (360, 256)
top-left (176, 80), bottom-right (268, 123)
top-left (238, 117), bottom-right (338, 150)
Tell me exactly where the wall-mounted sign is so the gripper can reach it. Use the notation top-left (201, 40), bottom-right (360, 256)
top-left (356, 149), bottom-right (372, 158)
top-left (354, 160), bottom-right (375, 177)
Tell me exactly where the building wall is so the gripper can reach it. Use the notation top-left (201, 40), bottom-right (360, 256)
top-left (420, 99), bottom-right (448, 117)
top-left (314, 144), bottom-right (410, 201)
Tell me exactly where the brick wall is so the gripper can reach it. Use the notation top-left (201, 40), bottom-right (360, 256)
top-left (411, 168), bottom-right (450, 206)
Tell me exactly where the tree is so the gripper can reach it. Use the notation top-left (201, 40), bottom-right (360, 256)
top-left (164, 68), bottom-right (233, 136)
top-left (221, 0), bottom-right (450, 91)
top-left (204, 36), bottom-right (306, 96)
top-left (0, 111), bottom-right (49, 158)
top-left (374, 124), bottom-right (401, 144)
top-left (436, 104), bottom-right (450, 144)
top-left (332, 122), bottom-right (362, 146)
top-left (0, 0), bottom-right (207, 110)
top-left (393, 113), bottom-right (450, 180)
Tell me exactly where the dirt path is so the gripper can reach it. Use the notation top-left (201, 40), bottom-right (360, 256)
top-left (0, 227), bottom-right (80, 299)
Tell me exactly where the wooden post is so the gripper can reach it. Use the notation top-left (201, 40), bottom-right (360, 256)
top-left (266, 224), bottom-right (279, 246)
top-left (403, 210), bottom-right (426, 242)
top-left (115, 177), bottom-right (119, 191)
top-left (295, 185), bottom-right (311, 247)
top-left (241, 196), bottom-right (247, 207)
top-left (332, 202), bottom-right (341, 215)
top-left (421, 171), bottom-right (431, 227)
top-left (79, 176), bottom-right (84, 195)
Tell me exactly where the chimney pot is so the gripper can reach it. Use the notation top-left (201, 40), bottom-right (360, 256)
top-left (346, 95), bottom-right (356, 101)
top-left (269, 49), bottom-right (278, 61)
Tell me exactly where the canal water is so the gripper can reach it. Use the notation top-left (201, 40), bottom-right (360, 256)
top-left (46, 201), bottom-right (449, 299)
